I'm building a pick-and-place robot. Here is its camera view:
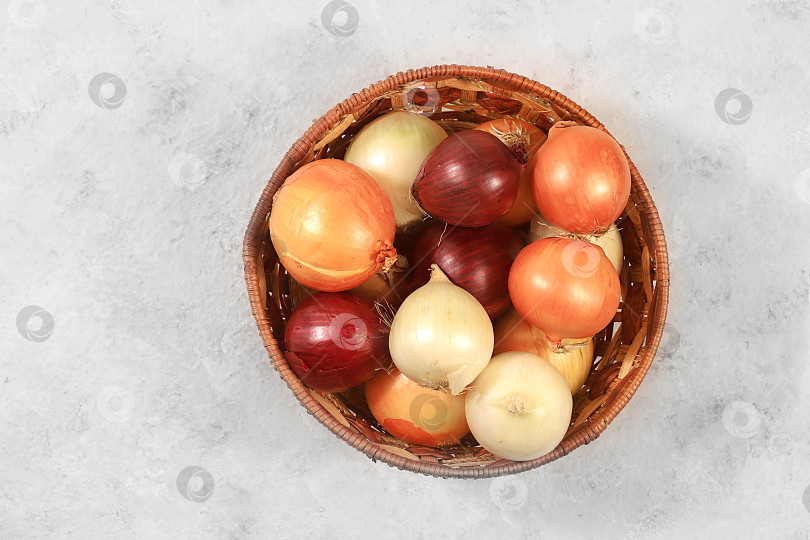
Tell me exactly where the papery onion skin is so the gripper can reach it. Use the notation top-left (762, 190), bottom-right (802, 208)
top-left (389, 265), bottom-right (494, 395)
top-left (270, 160), bottom-right (397, 292)
top-left (344, 111), bottom-right (447, 228)
top-left (532, 122), bottom-right (631, 234)
top-left (365, 366), bottom-right (469, 446)
top-left (475, 118), bottom-right (546, 162)
top-left (508, 237), bottom-right (620, 346)
top-left (409, 222), bottom-right (523, 319)
top-left (465, 351), bottom-right (573, 461)
top-left (349, 255), bottom-right (409, 309)
top-left (476, 119), bottom-right (547, 227)
top-left (493, 310), bottom-right (594, 394)
top-left (412, 130), bottom-right (522, 227)
top-left (284, 292), bottom-right (391, 392)
top-left (528, 213), bottom-right (624, 274)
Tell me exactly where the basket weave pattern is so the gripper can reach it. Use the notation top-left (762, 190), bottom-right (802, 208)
top-left (242, 65), bottom-right (669, 478)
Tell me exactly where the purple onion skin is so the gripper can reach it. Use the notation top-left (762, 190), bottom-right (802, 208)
top-left (412, 130), bottom-right (522, 227)
top-left (409, 222), bottom-right (524, 319)
top-left (284, 292), bottom-right (391, 392)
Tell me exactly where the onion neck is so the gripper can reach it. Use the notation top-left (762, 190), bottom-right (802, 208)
top-left (428, 264), bottom-right (452, 284)
top-left (377, 243), bottom-right (398, 273)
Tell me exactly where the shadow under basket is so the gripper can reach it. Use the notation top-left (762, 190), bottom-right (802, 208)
top-left (242, 64), bottom-right (670, 478)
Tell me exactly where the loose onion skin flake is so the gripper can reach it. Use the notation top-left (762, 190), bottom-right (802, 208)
top-left (465, 351), bottom-right (573, 461)
top-left (532, 122), bottom-right (631, 234)
top-left (493, 309), bottom-right (594, 394)
top-left (412, 130), bottom-right (522, 227)
top-left (365, 366), bottom-right (469, 447)
top-left (269, 160), bottom-right (397, 292)
top-left (409, 222), bottom-right (523, 319)
top-left (284, 292), bottom-right (391, 393)
top-left (475, 118), bottom-right (547, 227)
top-left (508, 237), bottom-right (620, 349)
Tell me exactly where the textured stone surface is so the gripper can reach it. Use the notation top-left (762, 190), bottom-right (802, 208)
top-left (2, 0), bottom-right (809, 537)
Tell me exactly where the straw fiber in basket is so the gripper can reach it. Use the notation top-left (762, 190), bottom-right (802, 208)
top-left (242, 65), bottom-right (670, 478)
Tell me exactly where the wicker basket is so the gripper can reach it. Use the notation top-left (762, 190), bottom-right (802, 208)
top-left (242, 64), bottom-right (669, 478)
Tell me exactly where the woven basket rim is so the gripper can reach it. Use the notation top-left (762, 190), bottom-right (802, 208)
top-left (242, 64), bottom-right (670, 478)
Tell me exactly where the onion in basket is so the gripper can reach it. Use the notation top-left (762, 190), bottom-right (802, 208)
top-left (365, 366), bottom-right (469, 446)
top-left (465, 351), bottom-right (573, 461)
top-left (493, 310), bottom-right (594, 394)
top-left (408, 222), bottom-right (523, 319)
top-left (508, 237), bottom-right (620, 350)
top-left (532, 122), bottom-right (631, 234)
top-left (269, 160), bottom-right (397, 292)
top-left (528, 213), bottom-right (624, 274)
top-left (389, 265), bottom-right (493, 395)
top-left (475, 118), bottom-right (547, 227)
top-left (411, 130), bottom-right (522, 227)
top-left (284, 292), bottom-right (391, 393)
top-left (344, 111), bottom-right (447, 229)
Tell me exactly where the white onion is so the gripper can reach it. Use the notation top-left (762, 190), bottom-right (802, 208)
top-left (465, 351), bottom-right (573, 461)
top-left (529, 213), bottom-right (623, 274)
top-left (344, 111), bottom-right (447, 228)
top-left (388, 265), bottom-right (493, 395)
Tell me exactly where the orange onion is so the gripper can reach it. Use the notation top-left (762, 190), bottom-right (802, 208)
top-left (532, 122), bottom-right (631, 234)
top-left (528, 212), bottom-right (624, 274)
top-left (365, 366), bottom-right (469, 446)
top-left (269, 160), bottom-right (397, 292)
top-left (508, 237), bottom-right (620, 349)
top-left (476, 118), bottom-right (547, 227)
top-left (493, 310), bottom-right (594, 394)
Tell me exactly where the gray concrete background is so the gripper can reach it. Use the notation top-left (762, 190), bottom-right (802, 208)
top-left (2, 0), bottom-right (809, 538)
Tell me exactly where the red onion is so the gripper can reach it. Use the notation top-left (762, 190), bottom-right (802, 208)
top-left (284, 292), bottom-right (390, 392)
top-left (411, 130), bottom-right (522, 227)
top-left (409, 222), bottom-right (524, 318)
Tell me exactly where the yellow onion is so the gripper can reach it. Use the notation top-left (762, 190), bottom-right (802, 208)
top-left (269, 160), bottom-right (397, 292)
top-left (493, 310), bottom-right (593, 394)
top-left (389, 265), bottom-right (493, 395)
top-left (365, 366), bottom-right (469, 446)
top-left (465, 351), bottom-right (572, 461)
top-left (344, 111), bottom-right (447, 228)
top-left (528, 212), bottom-right (623, 274)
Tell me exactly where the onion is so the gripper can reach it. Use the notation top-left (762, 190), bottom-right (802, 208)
top-left (344, 111), bottom-right (447, 228)
top-left (412, 130), bottom-right (522, 227)
top-left (476, 119), bottom-right (547, 227)
top-left (284, 292), bottom-right (390, 392)
top-left (493, 310), bottom-right (594, 394)
top-left (532, 121), bottom-right (631, 234)
top-left (409, 222), bottom-right (523, 319)
top-left (465, 351), bottom-right (573, 461)
top-left (365, 366), bottom-right (469, 446)
top-left (529, 213), bottom-right (624, 274)
top-left (269, 160), bottom-right (397, 292)
top-left (389, 265), bottom-right (493, 395)
top-left (508, 237), bottom-right (620, 348)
